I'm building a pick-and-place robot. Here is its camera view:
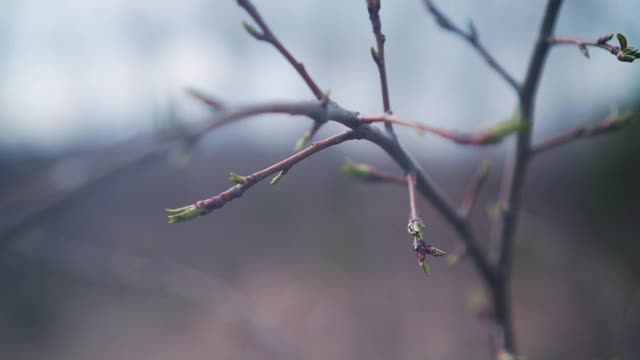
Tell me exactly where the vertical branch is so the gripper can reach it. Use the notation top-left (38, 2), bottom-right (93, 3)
top-left (492, 0), bottom-right (564, 354)
top-left (366, 0), bottom-right (396, 136)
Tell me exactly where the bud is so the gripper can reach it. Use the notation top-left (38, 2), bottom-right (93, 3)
top-left (407, 218), bottom-right (425, 240)
top-left (484, 116), bottom-right (525, 144)
top-left (420, 258), bottom-right (431, 276)
top-left (294, 131), bottom-right (311, 152)
top-left (467, 20), bottom-right (478, 42)
top-left (617, 33), bottom-right (628, 50)
top-left (426, 245), bottom-right (446, 257)
top-left (270, 170), bottom-right (285, 185)
top-left (242, 21), bottom-right (264, 41)
top-left (578, 44), bottom-right (590, 59)
top-left (229, 172), bottom-right (248, 185)
top-left (166, 205), bottom-right (206, 224)
top-left (597, 33), bottom-right (614, 44)
top-left (370, 46), bottom-right (379, 64)
top-left (612, 109), bottom-right (639, 128)
top-left (342, 158), bottom-right (373, 180)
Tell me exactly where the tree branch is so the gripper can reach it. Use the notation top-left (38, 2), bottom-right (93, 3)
top-left (548, 33), bottom-right (640, 62)
top-left (237, 0), bottom-right (324, 100)
top-left (531, 109), bottom-right (639, 155)
top-left (167, 131), bottom-right (359, 223)
top-left (358, 113), bottom-right (523, 145)
top-left (493, 0), bottom-right (564, 353)
top-left (365, 0), bottom-right (396, 135)
top-left (422, 0), bottom-right (520, 93)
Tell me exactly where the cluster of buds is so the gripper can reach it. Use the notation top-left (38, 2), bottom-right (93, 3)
top-left (615, 33), bottom-right (640, 63)
top-left (408, 217), bottom-right (445, 275)
top-left (599, 33), bottom-right (640, 63)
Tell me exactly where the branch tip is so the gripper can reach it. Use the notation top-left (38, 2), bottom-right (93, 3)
top-left (166, 205), bottom-right (206, 224)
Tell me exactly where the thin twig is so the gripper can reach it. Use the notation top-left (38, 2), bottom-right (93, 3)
top-left (358, 113), bottom-right (520, 145)
top-left (531, 116), bottom-right (624, 155)
top-left (423, 0), bottom-right (520, 93)
top-left (168, 131), bottom-right (359, 222)
top-left (548, 35), bottom-right (620, 59)
top-left (365, 0), bottom-right (396, 135)
top-left (407, 174), bottom-right (418, 221)
top-left (459, 161), bottom-right (490, 218)
top-left (237, 0), bottom-right (324, 100)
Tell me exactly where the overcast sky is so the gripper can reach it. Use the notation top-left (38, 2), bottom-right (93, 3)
top-left (1, 0), bottom-right (639, 151)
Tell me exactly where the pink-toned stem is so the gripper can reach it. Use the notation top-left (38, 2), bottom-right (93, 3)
top-left (530, 116), bottom-right (620, 155)
top-left (548, 36), bottom-right (619, 56)
top-left (193, 131), bottom-right (357, 213)
top-left (358, 113), bottom-right (493, 145)
top-left (407, 174), bottom-right (418, 221)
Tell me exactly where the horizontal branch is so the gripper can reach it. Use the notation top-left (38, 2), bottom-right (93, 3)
top-left (530, 110), bottom-right (639, 155)
top-left (358, 113), bottom-right (524, 145)
top-left (423, 0), bottom-right (520, 93)
top-left (549, 33), bottom-right (640, 62)
top-left (167, 131), bottom-right (359, 223)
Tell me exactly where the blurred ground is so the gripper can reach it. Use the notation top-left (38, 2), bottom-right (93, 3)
top-left (1, 126), bottom-right (639, 359)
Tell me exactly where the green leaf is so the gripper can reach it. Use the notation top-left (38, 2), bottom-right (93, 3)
top-left (617, 33), bottom-right (628, 50)
top-left (166, 205), bottom-right (206, 224)
top-left (420, 260), bottom-right (431, 275)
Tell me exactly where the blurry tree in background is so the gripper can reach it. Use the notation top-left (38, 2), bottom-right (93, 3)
top-left (1, 1), bottom-right (640, 360)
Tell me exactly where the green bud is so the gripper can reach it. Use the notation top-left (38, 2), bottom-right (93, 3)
top-left (467, 19), bottom-right (478, 41)
top-left (617, 33), bottom-right (628, 50)
top-left (618, 54), bottom-right (636, 62)
top-left (420, 259), bottom-right (431, 276)
top-left (484, 116), bottom-right (525, 144)
top-left (229, 172), bottom-right (248, 185)
top-left (578, 44), bottom-right (590, 59)
top-left (597, 33), bottom-right (614, 44)
top-left (242, 21), bottom-right (263, 40)
top-left (270, 170), bottom-right (285, 185)
top-left (370, 46), bottom-right (379, 64)
top-left (166, 205), bottom-right (206, 224)
top-left (431, 247), bottom-right (447, 257)
top-left (408, 218), bottom-right (425, 240)
top-left (294, 132), bottom-right (311, 152)
top-left (613, 110), bottom-right (639, 128)
top-left (342, 158), bottom-right (372, 180)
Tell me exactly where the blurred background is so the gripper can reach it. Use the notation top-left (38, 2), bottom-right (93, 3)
top-left (1, 0), bottom-right (639, 359)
